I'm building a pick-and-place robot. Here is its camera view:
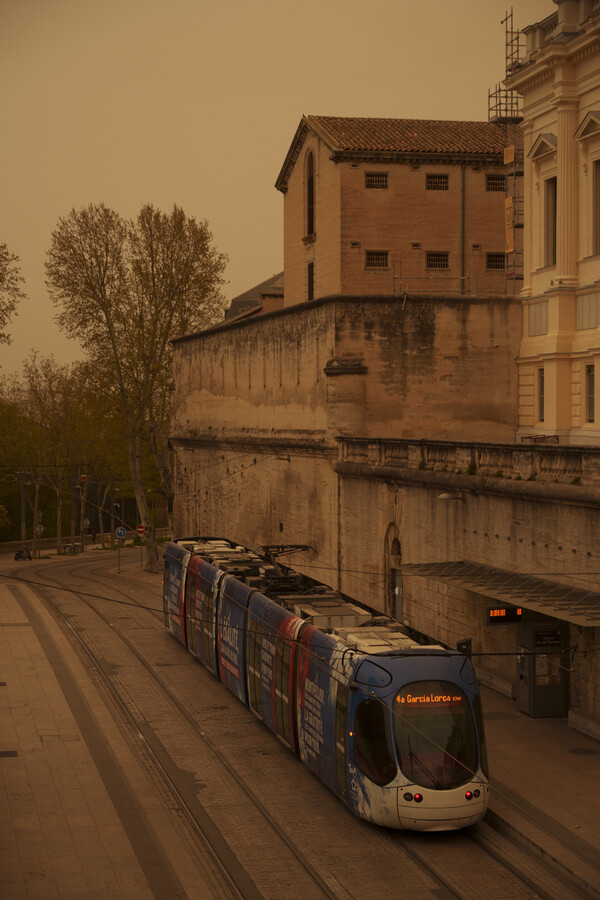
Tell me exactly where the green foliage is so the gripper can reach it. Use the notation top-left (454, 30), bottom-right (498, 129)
top-left (44, 203), bottom-right (227, 570)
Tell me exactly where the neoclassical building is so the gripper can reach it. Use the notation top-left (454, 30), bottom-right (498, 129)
top-left (507, 0), bottom-right (600, 443)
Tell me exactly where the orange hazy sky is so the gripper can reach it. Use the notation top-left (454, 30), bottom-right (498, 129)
top-left (1, 0), bottom-right (553, 375)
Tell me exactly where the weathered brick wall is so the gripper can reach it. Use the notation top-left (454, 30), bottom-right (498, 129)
top-left (283, 150), bottom-right (509, 305)
top-left (338, 162), bottom-right (508, 296)
top-left (173, 442), bottom-right (339, 571)
top-left (330, 295), bottom-right (520, 440)
top-left (172, 294), bottom-right (520, 445)
top-left (283, 135), bottom-right (342, 305)
top-left (171, 302), bottom-right (334, 442)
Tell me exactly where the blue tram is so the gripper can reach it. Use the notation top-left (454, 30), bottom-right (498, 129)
top-left (163, 537), bottom-right (490, 831)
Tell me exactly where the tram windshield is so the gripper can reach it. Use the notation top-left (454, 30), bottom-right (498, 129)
top-left (393, 681), bottom-right (479, 790)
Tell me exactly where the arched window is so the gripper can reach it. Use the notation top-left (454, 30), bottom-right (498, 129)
top-left (306, 152), bottom-right (315, 236)
top-left (384, 524), bottom-right (401, 619)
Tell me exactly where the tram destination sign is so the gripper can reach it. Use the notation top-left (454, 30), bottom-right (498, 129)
top-left (397, 693), bottom-right (464, 709)
top-left (487, 606), bottom-right (523, 624)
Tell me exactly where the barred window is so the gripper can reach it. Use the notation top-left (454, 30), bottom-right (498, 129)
top-left (365, 251), bottom-right (389, 268)
top-left (426, 173), bottom-right (448, 191)
top-left (486, 252), bottom-right (506, 270)
top-left (365, 172), bottom-right (388, 189)
top-left (426, 252), bottom-right (449, 269)
top-left (486, 174), bottom-right (506, 192)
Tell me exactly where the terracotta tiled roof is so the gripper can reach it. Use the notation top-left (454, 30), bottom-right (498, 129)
top-left (307, 115), bottom-right (510, 155)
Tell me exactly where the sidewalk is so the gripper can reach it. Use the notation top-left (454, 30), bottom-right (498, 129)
top-left (0, 570), bottom-right (210, 899)
top-left (482, 684), bottom-right (600, 898)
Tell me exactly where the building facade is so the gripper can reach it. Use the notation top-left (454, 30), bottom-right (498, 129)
top-left (507, 0), bottom-right (600, 443)
top-left (276, 116), bottom-right (515, 305)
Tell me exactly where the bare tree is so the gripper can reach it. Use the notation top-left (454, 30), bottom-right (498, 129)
top-left (46, 202), bottom-right (227, 570)
top-left (0, 242), bottom-right (27, 346)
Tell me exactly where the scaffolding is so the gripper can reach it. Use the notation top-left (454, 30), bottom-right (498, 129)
top-left (488, 8), bottom-right (524, 293)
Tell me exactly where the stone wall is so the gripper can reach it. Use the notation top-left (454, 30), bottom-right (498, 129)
top-left (172, 293), bottom-right (521, 445)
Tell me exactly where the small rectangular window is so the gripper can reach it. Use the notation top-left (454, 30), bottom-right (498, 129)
top-left (486, 174), bottom-right (506, 192)
top-left (365, 172), bottom-right (388, 189)
top-left (538, 368), bottom-right (545, 422)
top-left (307, 261), bottom-right (314, 301)
top-left (426, 252), bottom-right (449, 269)
top-left (486, 252), bottom-right (506, 270)
top-left (586, 364), bottom-right (595, 423)
top-left (365, 251), bottom-right (389, 268)
top-left (426, 173), bottom-right (449, 191)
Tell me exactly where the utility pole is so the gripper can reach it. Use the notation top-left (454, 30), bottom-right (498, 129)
top-left (19, 464), bottom-right (27, 547)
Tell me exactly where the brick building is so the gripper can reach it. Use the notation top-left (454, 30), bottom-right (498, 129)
top-left (276, 115), bottom-right (514, 304)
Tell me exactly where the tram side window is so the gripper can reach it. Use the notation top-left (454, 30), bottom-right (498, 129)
top-left (186, 572), bottom-right (196, 654)
top-left (472, 694), bottom-right (489, 778)
top-left (352, 698), bottom-right (396, 786)
top-left (162, 562), bottom-right (169, 624)
top-left (248, 618), bottom-right (262, 716)
top-left (276, 639), bottom-right (292, 743)
top-left (195, 582), bottom-right (215, 671)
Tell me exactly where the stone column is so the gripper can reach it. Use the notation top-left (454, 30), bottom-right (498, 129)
top-left (555, 76), bottom-right (579, 286)
top-left (521, 119), bottom-right (534, 298)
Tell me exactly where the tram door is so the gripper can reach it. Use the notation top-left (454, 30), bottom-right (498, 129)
top-left (516, 622), bottom-right (569, 717)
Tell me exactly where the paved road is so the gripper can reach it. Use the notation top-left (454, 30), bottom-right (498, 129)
top-left (1, 550), bottom-right (598, 898)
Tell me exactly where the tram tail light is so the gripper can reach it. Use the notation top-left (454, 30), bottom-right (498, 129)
top-left (402, 792), bottom-right (423, 803)
top-left (465, 791), bottom-right (473, 801)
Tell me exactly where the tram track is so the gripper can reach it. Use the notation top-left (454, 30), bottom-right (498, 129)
top-left (2, 552), bottom-right (589, 900)
top-left (19, 555), bottom-right (340, 900)
top-left (386, 823), bottom-right (584, 900)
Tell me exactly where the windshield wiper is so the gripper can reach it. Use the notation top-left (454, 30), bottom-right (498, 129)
top-left (406, 732), bottom-right (444, 790)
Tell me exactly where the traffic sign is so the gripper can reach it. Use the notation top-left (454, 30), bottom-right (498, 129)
top-left (115, 526), bottom-right (126, 539)
top-left (136, 524), bottom-right (145, 535)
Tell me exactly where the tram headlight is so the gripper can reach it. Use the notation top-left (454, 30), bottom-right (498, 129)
top-left (473, 789), bottom-right (481, 798)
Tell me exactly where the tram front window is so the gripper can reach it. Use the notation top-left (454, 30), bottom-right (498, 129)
top-left (393, 681), bottom-right (478, 790)
top-left (353, 698), bottom-right (397, 786)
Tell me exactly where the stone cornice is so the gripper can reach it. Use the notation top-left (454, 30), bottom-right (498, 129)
top-left (334, 461), bottom-right (600, 508)
top-left (275, 120), bottom-right (309, 194)
top-left (329, 150), bottom-right (504, 167)
top-left (170, 433), bottom-right (336, 457)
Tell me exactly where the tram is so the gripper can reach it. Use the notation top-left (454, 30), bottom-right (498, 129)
top-left (163, 537), bottom-right (490, 830)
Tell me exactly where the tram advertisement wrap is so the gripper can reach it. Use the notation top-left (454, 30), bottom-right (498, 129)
top-left (218, 577), bottom-right (251, 704)
top-left (297, 626), bottom-right (339, 793)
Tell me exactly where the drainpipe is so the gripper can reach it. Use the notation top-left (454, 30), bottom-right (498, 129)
top-left (461, 161), bottom-right (466, 294)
